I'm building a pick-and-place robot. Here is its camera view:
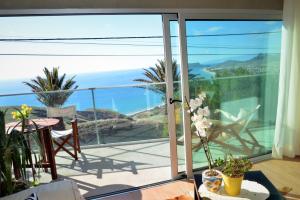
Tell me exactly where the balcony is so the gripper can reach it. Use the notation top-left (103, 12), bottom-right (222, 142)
top-left (0, 75), bottom-right (276, 198)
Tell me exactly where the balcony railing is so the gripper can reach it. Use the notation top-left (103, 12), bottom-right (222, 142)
top-left (0, 82), bottom-right (168, 147)
top-left (0, 73), bottom-right (279, 197)
top-left (0, 73), bottom-right (278, 152)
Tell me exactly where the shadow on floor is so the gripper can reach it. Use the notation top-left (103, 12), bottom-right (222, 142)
top-left (56, 152), bottom-right (147, 178)
top-left (59, 176), bottom-right (142, 199)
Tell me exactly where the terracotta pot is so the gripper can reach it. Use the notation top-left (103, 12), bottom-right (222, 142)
top-left (222, 173), bottom-right (244, 196)
top-left (202, 169), bottom-right (222, 193)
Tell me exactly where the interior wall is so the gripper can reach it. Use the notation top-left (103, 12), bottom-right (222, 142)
top-left (0, 0), bottom-right (283, 10)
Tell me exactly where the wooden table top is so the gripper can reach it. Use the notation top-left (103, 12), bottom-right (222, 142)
top-left (6, 118), bottom-right (59, 130)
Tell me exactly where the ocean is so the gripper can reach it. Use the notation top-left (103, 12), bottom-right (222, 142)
top-left (0, 66), bottom-right (213, 115)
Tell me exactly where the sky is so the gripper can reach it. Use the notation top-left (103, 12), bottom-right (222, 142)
top-left (0, 15), bottom-right (282, 81)
top-left (173, 20), bottom-right (282, 64)
top-left (0, 15), bottom-right (164, 80)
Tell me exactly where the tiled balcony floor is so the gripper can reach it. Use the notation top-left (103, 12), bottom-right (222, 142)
top-left (39, 140), bottom-right (174, 198)
top-left (37, 126), bottom-right (274, 198)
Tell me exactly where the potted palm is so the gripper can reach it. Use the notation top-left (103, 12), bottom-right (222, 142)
top-left (187, 93), bottom-right (222, 193)
top-left (220, 155), bottom-right (253, 196)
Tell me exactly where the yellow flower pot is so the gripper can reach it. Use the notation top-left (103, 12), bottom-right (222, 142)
top-left (222, 174), bottom-right (244, 196)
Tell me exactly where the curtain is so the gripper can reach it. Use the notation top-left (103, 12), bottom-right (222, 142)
top-left (272, 0), bottom-right (300, 158)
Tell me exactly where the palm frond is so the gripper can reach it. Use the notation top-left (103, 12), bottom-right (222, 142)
top-left (23, 67), bottom-right (78, 107)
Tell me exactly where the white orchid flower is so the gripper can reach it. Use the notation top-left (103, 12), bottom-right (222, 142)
top-left (191, 113), bottom-right (203, 122)
top-left (203, 106), bottom-right (210, 116)
top-left (202, 118), bottom-right (212, 128)
top-left (195, 120), bottom-right (205, 130)
top-left (195, 117), bottom-right (211, 129)
top-left (189, 92), bottom-right (212, 138)
top-left (197, 106), bottom-right (210, 117)
top-left (189, 98), bottom-right (203, 111)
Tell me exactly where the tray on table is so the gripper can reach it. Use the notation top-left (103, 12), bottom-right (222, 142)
top-left (193, 171), bottom-right (284, 200)
top-left (199, 180), bottom-right (269, 199)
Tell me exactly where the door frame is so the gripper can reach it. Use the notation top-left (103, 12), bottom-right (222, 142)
top-left (162, 14), bottom-right (179, 179)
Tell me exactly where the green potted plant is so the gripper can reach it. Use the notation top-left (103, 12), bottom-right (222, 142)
top-left (0, 109), bottom-right (41, 197)
top-left (219, 154), bottom-right (253, 196)
top-left (187, 93), bottom-right (222, 193)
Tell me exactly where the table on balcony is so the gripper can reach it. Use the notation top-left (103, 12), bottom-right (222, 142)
top-left (6, 118), bottom-right (59, 180)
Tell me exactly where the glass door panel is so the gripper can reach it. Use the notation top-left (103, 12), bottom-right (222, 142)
top-left (185, 20), bottom-right (282, 169)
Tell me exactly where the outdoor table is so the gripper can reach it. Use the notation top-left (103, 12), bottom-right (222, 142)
top-left (194, 170), bottom-right (284, 200)
top-left (6, 118), bottom-right (59, 180)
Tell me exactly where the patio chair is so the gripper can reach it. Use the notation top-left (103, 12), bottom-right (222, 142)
top-left (47, 106), bottom-right (81, 160)
top-left (192, 105), bottom-right (264, 155)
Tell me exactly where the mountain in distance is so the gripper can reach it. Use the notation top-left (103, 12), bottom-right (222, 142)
top-left (207, 53), bottom-right (280, 71)
top-left (189, 53), bottom-right (280, 76)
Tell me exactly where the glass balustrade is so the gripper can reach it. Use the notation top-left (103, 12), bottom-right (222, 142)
top-left (0, 82), bottom-right (168, 146)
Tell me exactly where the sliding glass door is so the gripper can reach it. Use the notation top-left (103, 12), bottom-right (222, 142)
top-left (0, 11), bottom-right (283, 196)
top-left (183, 19), bottom-right (282, 170)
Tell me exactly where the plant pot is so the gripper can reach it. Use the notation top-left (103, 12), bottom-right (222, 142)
top-left (202, 169), bottom-right (222, 193)
top-left (222, 174), bottom-right (244, 196)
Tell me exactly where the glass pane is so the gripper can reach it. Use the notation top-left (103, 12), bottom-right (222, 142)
top-left (185, 20), bottom-right (282, 169)
top-left (0, 90), bottom-right (97, 145)
top-left (93, 84), bottom-right (168, 144)
top-left (0, 14), bottom-right (171, 197)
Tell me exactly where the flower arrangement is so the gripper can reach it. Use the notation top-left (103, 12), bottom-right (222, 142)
top-left (187, 93), bottom-right (253, 195)
top-left (187, 93), bottom-right (214, 169)
top-left (187, 93), bottom-right (222, 192)
top-left (11, 104), bottom-right (33, 120)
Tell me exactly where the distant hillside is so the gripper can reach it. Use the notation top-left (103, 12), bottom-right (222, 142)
top-left (207, 53), bottom-right (280, 74)
top-left (0, 106), bottom-right (131, 123)
top-left (188, 53), bottom-right (280, 78)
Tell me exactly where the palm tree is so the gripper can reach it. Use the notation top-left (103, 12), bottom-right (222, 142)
top-left (134, 60), bottom-right (196, 113)
top-left (134, 59), bottom-right (196, 93)
top-left (134, 59), bottom-right (180, 94)
top-left (24, 67), bottom-right (78, 107)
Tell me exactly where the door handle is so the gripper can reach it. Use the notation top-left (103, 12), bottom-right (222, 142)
top-left (169, 98), bottom-right (182, 104)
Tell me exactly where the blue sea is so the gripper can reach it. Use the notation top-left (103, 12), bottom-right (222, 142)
top-left (0, 66), bottom-right (213, 115)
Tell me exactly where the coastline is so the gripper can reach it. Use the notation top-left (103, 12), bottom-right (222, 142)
top-left (126, 103), bottom-right (165, 116)
top-left (203, 67), bottom-right (216, 77)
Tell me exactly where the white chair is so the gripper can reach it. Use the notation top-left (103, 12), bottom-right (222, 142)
top-left (192, 105), bottom-right (263, 155)
top-left (47, 106), bottom-right (81, 160)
